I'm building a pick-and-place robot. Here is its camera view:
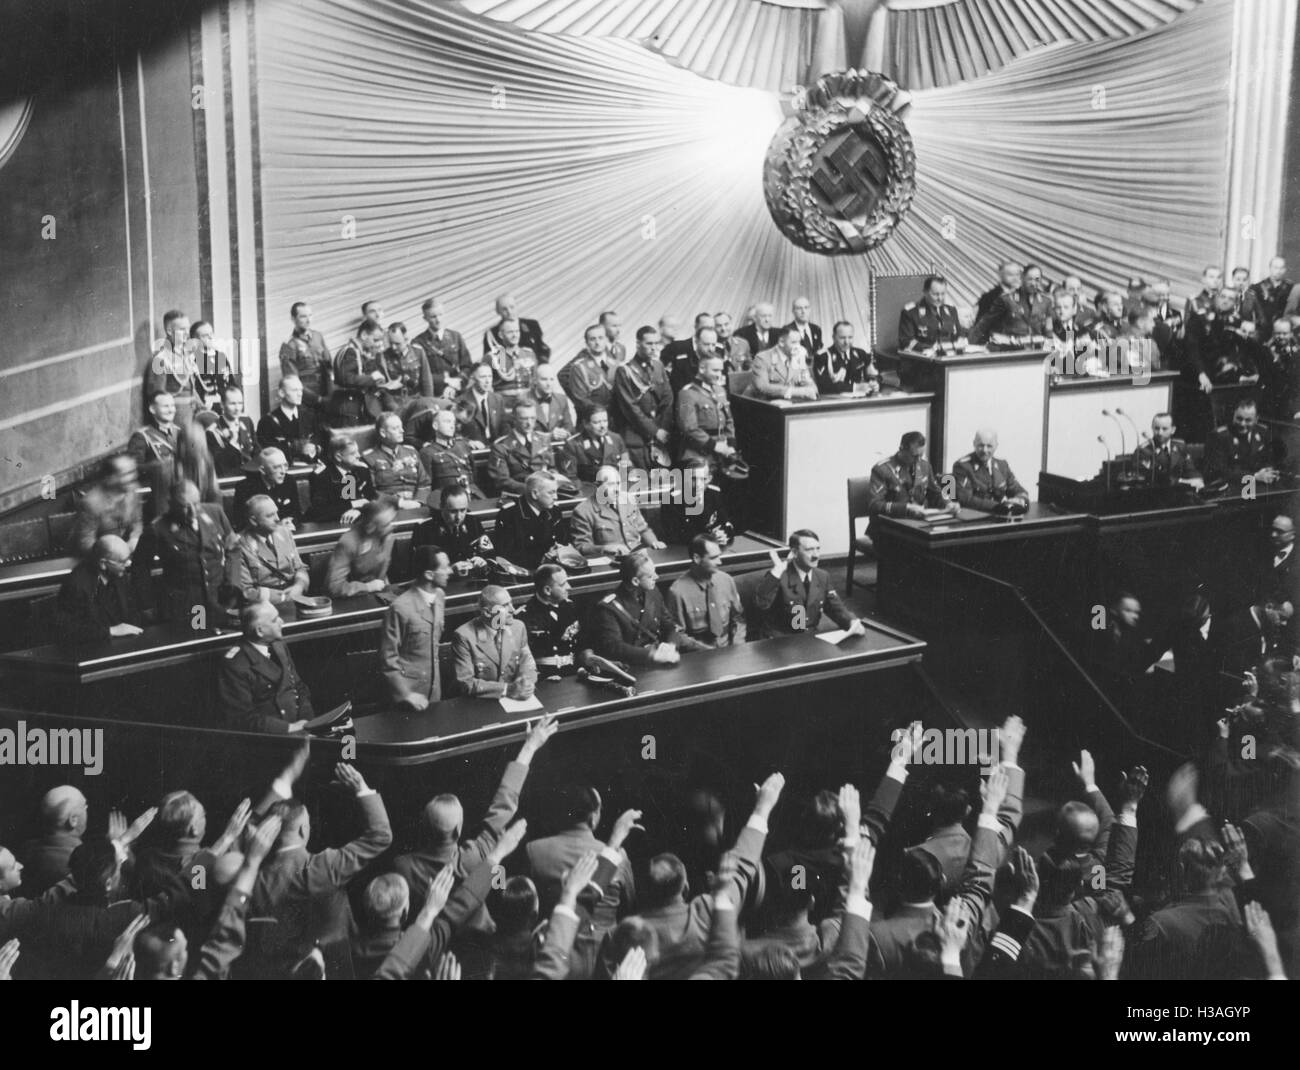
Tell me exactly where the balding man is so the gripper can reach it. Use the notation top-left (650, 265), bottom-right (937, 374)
top-left (714, 311), bottom-right (751, 370)
top-left (569, 465), bottom-right (665, 557)
top-left (392, 715), bottom-right (556, 911)
top-left (19, 787), bottom-right (87, 895)
top-left (451, 586), bottom-right (539, 699)
top-left (56, 535), bottom-right (143, 645)
top-left (747, 325), bottom-right (818, 401)
top-left (134, 478), bottom-right (236, 624)
top-left (234, 447), bottom-right (302, 529)
top-left (484, 293), bottom-right (549, 362)
top-left (787, 296), bottom-right (822, 356)
top-left (952, 430), bottom-right (1028, 512)
top-left (231, 495), bottom-right (308, 606)
top-left (528, 362), bottom-right (578, 442)
top-left (736, 303), bottom-right (780, 357)
top-left (216, 603), bottom-right (314, 733)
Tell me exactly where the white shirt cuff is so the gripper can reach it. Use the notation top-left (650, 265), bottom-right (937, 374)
top-left (1117, 811), bottom-right (1137, 828)
top-left (746, 815), bottom-right (769, 835)
top-left (553, 904), bottom-right (579, 922)
top-left (713, 895), bottom-right (736, 912)
top-left (271, 777), bottom-right (293, 800)
top-left (356, 788), bottom-right (376, 798)
top-left (1084, 784), bottom-right (1098, 795)
top-left (1175, 803), bottom-right (1209, 835)
top-left (845, 894), bottom-right (872, 922)
top-left (887, 763), bottom-right (909, 783)
top-left (977, 814), bottom-right (1002, 831)
top-left (599, 846), bottom-right (623, 866)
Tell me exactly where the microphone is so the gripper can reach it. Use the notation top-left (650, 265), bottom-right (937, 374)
top-left (577, 651), bottom-right (638, 688)
top-left (1101, 410), bottom-right (1128, 456)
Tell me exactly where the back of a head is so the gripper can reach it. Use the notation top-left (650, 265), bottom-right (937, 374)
top-left (494, 876), bottom-right (540, 936)
top-left (69, 837), bottom-right (120, 900)
top-left (1178, 837), bottom-right (1226, 893)
top-left (740, 944), bottom-right (801, 980)
top-left (643, 853), bottom-right (689, 909)
top-left (267, 799), bottom-right (308, 846)
top-left (609, 917), bottom-right (661, 969)
top-left (763, 862), bottom-right (819, 925)
top-left (134, 922), bottom-right (187, 979)
top-left (422, 794), bottom-right (463, 846)
top-left (896, 848), bottom-right (943, 905)
top-left (362, 873), bottom-right (410, 929)
top-left (1055, 801), bottom-right (1100, 852)
top-left (926, 782), bottom-right (971, 830)
top-left (41, 785), bottom-right (86, 833)
top-left (795, 789), bottom-right (841, 849)
top-left (557, 783), bottom-right (601, 828)
top-left (1036, 852), bottom-right (1086, 910)
top-left (155, 790), bottom-right (203, 844)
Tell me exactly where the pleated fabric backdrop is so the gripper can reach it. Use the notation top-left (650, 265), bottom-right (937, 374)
top-left (253, 0), bottom-right (1234, 363)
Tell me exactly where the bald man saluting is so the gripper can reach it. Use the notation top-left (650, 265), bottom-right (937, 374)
top-left (951, 429), bottom-right (1028, 512)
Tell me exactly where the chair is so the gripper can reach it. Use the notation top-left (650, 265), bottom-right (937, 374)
top-left (846, 476), bottom-right (875, 594)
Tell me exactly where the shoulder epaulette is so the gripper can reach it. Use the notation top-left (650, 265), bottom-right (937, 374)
top-left (903, 301), bottom-right (917, 310)
top-left (225, 646), bottom-right (240, 659)
top-left (600, 592), bottom-right (617, 604)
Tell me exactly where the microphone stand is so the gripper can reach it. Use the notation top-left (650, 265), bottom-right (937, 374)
top-left (1102, 410), bottom-right (1130, 485)
top-left (1116, 408), bottom-right (1142, 483)
top-left (1098, 435), bottom-right (1113, 493)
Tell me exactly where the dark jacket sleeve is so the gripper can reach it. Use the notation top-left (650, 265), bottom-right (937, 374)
top-left (590, 603), bottom-right (654, 667)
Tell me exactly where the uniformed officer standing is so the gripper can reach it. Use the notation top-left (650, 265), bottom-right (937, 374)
top-left (144, 311), bottom-right (198, 420)
top-left (952, 429), bottom-right (1028, 511)
top-left (486, 317), bottom-right (538, 396)
top-left (488, 401), bottom-right (575, 497)
top-left (217, 603), bottom-right (314, 733)
top-left (614, 327), bottom-right (675, 471)
top-left (379, 545), bottom-right (450, 711)
top-left (558, 325), bottom-right (615, 419)
top-left (411, 485), bottom-right (492, 570)
top-left (897, 276), bottom-right (964, 352)
top-left (451, 586), bottom-right (538, 699)
top-left (134, 478), bottom-right (235, 625)
top-left (278, 301), bottom-right (334, 409)
top-left (588, 551), bottom-right (707, 667)
top-left (660, 459), bottom-right (734, 548)
top-left (520, 564), bottom-right (582, 677)
top-left (363, 413), bottom-right (430, 508)
top-left (230, 495), bottom-right (309, 606)
top-left (494, 472), bottom-right (571, 569)
top-left (563, 406), bottom-right (628, 486)
top-left (1184, 287), bottom-right (1263, 385)
top-left (1203, 398), bottom-right (1282, 487)
top-left (1245, 257), bottom-right (1295, 342)
top-left (384, 322), bottom-right (433, 403)
top-left (677, 356), bottom-right (738, 469)
top-left (969, 262), bottom-right (1052, 344)
top-left (1133, 413), bottom-right (1196, 485)
top-left (569, 466), bottom-right (665, 557)
top-left (866, 431), bottom-right (958, 521)
top-left (665, 534), bottom-right (745, 647)
top-left (335, 322), bottom-right (397, 422)
top-left (127, 391), bottom-right (180, 471)
top-left (411, 297), bottom-right (473, 398)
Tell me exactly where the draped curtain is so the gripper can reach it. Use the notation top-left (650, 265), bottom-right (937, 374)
top-left (254, 0), bottom-right (1236, 361)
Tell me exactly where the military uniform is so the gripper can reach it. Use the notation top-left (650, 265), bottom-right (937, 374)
top-left (723, 335), bottom-right (752, 370)
top-left (1245, 277), bottom-right (1295, 340)
top-left (970, 288), bottom-right (1052, 344)
top-left (230, 525), bottom-right (308, 604)
top-left (1262, 332), bottom-right (1300, 419)
top-left (308, 463), bottom-right (376, 523)
top-left (485, 317), bottom-right (550, 363)
top-left (411, 327), bottom-right (472, 395)
top-left (676, 381), bottom-right (735, 464)
top-left (812, 346), bottom-right (878, 396)
top-left (134, 503), bottom-right (235, 623)
top-left (519, 596), bottom-right (582, 676)
top-left (569, 495), bottom-right (653, 555)
top-left (494, 497), bottom-right (570, 569)
top-left (665, 569), bottom-right (745, 647)
top-left (488, 430), bottom-right (566, 496)
top-left (746, 347), bottom-right (818, 400)
top-left (206, 415), bottom-right (257, 477)
top-left (563, 430), bottom-right (628, 485)
top-left (1184, 308), bottom-right (1262, 384)
top-left (256, 405), bottom-right (323, 464)
top-left (450, 618), bottom-right (538, 698)
top-left (126, 422), bottom-right (178, 468)
top-left (488, 346), bottom-right (537, 395)
top-left (660, 482), bottom-right (733, 547)
top-left (1202, 424), bottom-right (1280, 486)
top-left (417, 435), bottom-right (483, 499)
top-left (1133, 439), bottom-right (1196, 485)
top-left (387, 343), bottom-right (433, 401)
top-left (217, 638), bottom-right (314, 734)
top-left (558, 352), bottom-right (614, 417)
top-left (379, 586), bottom-right (445, 706)
top-left (588, 586), bottom-right (706, 667)
top-left (278, 329), bottom-right (333, 406)
top-left (614, 358), bottom-right (674, 470)
top-left (866, 452), bottom-right (948, 518)
top-left (951, 454), bottom-right (1028, 511)
top-left (897, 300), bottom-right (963, 351)
top-left (411, 511), bottom-right (491, 564)
top-left (755, 564), bottom-right (854, 637)
top-left (144, 340), bottom-right (198, 406)
top-left (326, 529), bottom-right (394, 597)
top-left (363, 442), bottom-right (430, 504)
top-left (233, 472), bottom-right (302, 528)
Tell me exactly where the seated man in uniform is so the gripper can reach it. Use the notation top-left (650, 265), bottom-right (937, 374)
top-left (665, 534), bottom-right (745, 648)
top-left (493, 472), bottom-right (571, 570)
top-left (416, 407), bottom-right (483, 500)
top-left (814, 321), bottom-right (879, 395)
top-left (1184, 285), bottom-right (1264, 386)
top-left (216, 603), bottom-right (314, 733)
top-left (1202, 397), bottom-right (1282, 488)
top-left (411, 484), bottom-right (492, 573)
top-left (866, 431), bottom-right (957, 521)
top-left (519, 563), bottom-right (582, 678)
top-left (363, 412), bottom-right (430, 510)
top-left (588, 551), bottom-right (708, 667)
top-left (205, 385), bottom-right (258, 477)
top-left (569, 465), bottom-right (665, 558)
top-left (133, 478), bottom-right (235, 625)
top-left (384, 321), bottom-right (433, 405)
top-left (661, 457), bottom-right (734, 548)
top-left (488, 400), bottom-right (577, 497)
top-left (379, 545), bottom-right (450, 711)
top-left (230, 495), bottom-right (309, 607)
top-left (233, 447), bottom-right (302, 530)
top-left (897, 276), bottom-right (964, 352)
top-left (56, 535), bottom-right (143, 645)
top-left (562, 405), bottom-right (628, 488)
top-left (256, 375), bottom-right (322, 464)
top-left (326, 500), bottom-right (397, 597)
top-left (746, 325), bottom-right (818, 401)
top-left (451, 586), bottom-right (538, 699)
top-left (309, 435), bottom-right (376, 524)
top-left (1134, 412), bottom-right (1196, 484)
top-left (952, 429), bottom-right (1028, 512)
top-left (755, 530), bottom-right (866, 639)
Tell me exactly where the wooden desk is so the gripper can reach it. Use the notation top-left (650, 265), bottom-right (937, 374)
top-left (731, 390), bottom-right (934, 554)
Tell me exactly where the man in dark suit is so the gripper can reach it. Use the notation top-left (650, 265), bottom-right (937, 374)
top-left (1257, 513), bottom-right (1299, 656)
top-left (55, 535), bottom-right (143, 645)
top-left (494, 472), bottom-right (571, 569)
top-left (520, 564), bottom-right (582, 676)
top-left (450, 586), bottom-right (539, 698)
top-left (528, 363), bottom-right (578, 443)
top-left (813, 321), bottom-right (878, 395)
top-left (736, 303), bottom-right (780, 359)
top-left (205, 385), bottom-right (257, 476)
top-left (756, 530), bottom-right (865, 638)
top-left (411, 485), bottom-right (492, 570)
top-left (898, 275), bottom-right (964, 351)
top-left (216, 603), bottom-right (314, 734)
top-left (18, 787), bottom-right (86, 897)
top-left (616, 326), bottom-right (675, 470)
top-left (787, 296), bottom-right (822, 357)
top-left (233, 447), bottom-right (302, 529)
top-left (256, 375), bottom-right (322, 464)
top-left (588, 551), bottom-right (707, 666)
top-left (309, 435), bottom-right (377, 523)
top-left (379, 546), bottom-right (450, 711)
top-left (133, 479), bottom-right (235, 625)
top-left (1244, 257), bottom-right (1294, 342)
top-left (1133, 412), bottom-right (1196, 484)
top-left (484, 294), bottom-right (549, 362)
top-left (456, 363), bottom-right (509, 446)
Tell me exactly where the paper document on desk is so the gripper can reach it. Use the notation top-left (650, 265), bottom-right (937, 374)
top-left (815, 630), bottom-right (852, 645)
top-left (499, 695), bottom-right (544, 714)
top-left (921, 508), bottom-right (952, 521)
top-left (587, 556), bottom-right (613, 568)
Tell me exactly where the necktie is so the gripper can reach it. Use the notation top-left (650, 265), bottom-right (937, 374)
top-left (802, 574), bottom-right (811, 602)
